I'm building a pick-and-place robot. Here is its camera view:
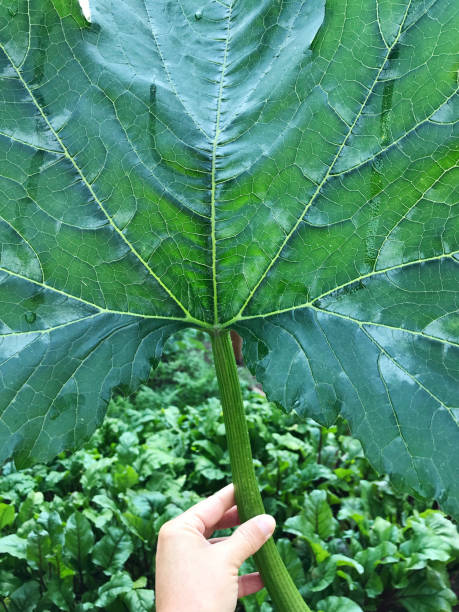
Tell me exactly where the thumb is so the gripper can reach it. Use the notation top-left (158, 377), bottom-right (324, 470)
top-left (224, 514), bottom-right (276, 566)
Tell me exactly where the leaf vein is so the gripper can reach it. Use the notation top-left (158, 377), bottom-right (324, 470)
top-left (0, 43), bottom-right (192, 319)
top-left (0, 266), bottom-right (205, 325)
top-left (211, 0), bottom-right (235, 325)
top-left (361, 326), bottom-right (458, 426)
top-left (233, 0), bottom-right (414, 320)
top-left (232, 251), bottom-right (458, 327)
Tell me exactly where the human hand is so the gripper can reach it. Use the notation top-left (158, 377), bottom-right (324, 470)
top-left (155, 483), bottom-right (276, 612)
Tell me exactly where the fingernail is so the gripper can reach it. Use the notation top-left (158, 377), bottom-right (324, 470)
top-left (256, 514), bottom-right (276, 538)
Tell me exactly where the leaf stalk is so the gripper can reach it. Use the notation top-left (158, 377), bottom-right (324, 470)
top-left (210, 330), bottom-right (311, 612)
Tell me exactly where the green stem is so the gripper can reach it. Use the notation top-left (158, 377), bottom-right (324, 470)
top-left (211, 330), bottom-right (311, 612)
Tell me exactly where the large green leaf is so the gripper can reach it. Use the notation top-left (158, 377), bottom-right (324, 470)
top-left (0, 0), bottom-right (458, 516)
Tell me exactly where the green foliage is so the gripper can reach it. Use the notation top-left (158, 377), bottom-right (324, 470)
top-left (0, 0), bottom-right (458, 520)
top-left (0, 331), bottom-right (457, 611)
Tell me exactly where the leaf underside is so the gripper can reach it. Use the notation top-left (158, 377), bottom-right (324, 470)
top-left (0, 0), bottom-right (458, 517)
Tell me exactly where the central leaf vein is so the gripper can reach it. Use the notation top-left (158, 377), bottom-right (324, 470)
top-left (211, 0), bottom-right (234, 325)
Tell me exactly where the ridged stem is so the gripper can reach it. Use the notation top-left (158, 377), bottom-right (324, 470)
top-left (210, 330), bottom-right (311, 612)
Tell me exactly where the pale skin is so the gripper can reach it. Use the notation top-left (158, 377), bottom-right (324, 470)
top-left (155, 483), bottom-right (276, 612)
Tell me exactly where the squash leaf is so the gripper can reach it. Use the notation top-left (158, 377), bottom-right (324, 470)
top-left (0, 1), bottom-right (458, 517)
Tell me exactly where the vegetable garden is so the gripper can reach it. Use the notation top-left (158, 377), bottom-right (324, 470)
top-left (1, 331), bottom-right (458, 611)
top-left (0, 0), bottom-right (458, 609)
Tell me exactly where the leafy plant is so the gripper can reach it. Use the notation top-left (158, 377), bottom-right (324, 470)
top-left (0, 332), bottom-right (458, 610)
top-left (0, 1), bottom-right (458, 608)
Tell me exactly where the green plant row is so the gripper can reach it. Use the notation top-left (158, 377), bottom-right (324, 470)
top-left (0, 332), bottom-right (458, 611)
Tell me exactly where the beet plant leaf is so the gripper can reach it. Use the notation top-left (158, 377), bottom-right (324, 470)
top-left (0, 0), bottom-right (458, 519)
